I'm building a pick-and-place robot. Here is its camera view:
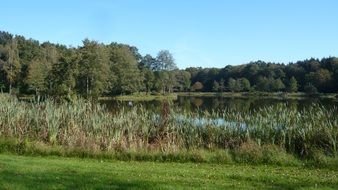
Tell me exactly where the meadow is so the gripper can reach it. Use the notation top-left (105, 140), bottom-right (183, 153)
top-left (0, 154), bottom-right (337, 189)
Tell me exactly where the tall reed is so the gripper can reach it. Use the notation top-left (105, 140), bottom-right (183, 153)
top-left (0, 94), bottom-right (337, 157)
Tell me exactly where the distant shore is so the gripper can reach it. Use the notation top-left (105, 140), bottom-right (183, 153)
top-left (103, 92), bottom-right (338, 101)
top-left (15, 92), bottom-right (338, 102)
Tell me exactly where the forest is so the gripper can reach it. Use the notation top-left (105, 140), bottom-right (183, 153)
top-left (1, 31), bottom-right (337, 98)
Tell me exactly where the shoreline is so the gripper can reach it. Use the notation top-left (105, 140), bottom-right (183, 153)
top-left (13, 92), bottom-right (338, 102)
top-left (102, 92), bottom-right (338, 101)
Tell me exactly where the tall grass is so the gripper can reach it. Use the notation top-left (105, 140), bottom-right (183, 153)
top-left (0, 94), bottom-right (337, 158)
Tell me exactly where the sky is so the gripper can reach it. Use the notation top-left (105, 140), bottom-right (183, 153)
top-left (1, 0), bottom-right (338, 69)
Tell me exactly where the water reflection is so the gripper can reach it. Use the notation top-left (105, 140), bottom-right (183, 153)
top-left (100, 96), bottom-right (338, 113)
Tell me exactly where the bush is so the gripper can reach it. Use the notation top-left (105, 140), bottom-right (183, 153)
top-left (304, 84), bottom-right (318, 95)
top-left (262, 145), bottom-right (300, 166)
top-left (307, 149), bottom-right (338, 169)
top-left (207, 149), bottom-right (233, 164)
top-left (233, 141), bottom-right (264, 164)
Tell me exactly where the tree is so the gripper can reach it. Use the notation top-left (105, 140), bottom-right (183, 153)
top-left (220, 78), bottom-right (225, 92)
top-left (175, 70), bottom-right (191, 92)
top-left (0, 31), bottom-right (13, 45)
top-left (256, 77), bottom-right (270, 92)
top-left (271, 79), bottom-right (285, 92)
top-left (191, 81), bottom-right (203, 92)
top-left (48, 49), bottom-right (79, 97)
top-left (27, 58), bottom-right (51, 96)
top-left (181, 71), bottom-right (191, 92)
top-left (143, 69), bottom-right (155, 94)
top-left (305, 69), bottom-right (332, 92)
top-left (153, 71), bottom-right (165, 93)
top-left (78, 39), bottom-right (111, 98)
top-left (153, 71), bottom-right (177, 93)
top-left (304, 83), bottom-right (318, 95)
top-left (141, 54), bottom-right (157, 70)
top-left (2, 38), bottom-right (21, 94)
top-left (227, 78), bottom-right (236, 92)
top-left (240, 78), bottom-right (251, 91)
top-left (110, 45), bottom-right (142, 94)
top-left (212, 80), bottom-right (220, 92)
top-left (234, 79), bottom-right (243, 92)
top-left (288, 77), bottom-right (298, 92)
top-left (2, 30), bottom-right (338, 96)
top-left (167, 71), bottom-right (177, 93)
top-left (156, 50), bottom-right (177, 71)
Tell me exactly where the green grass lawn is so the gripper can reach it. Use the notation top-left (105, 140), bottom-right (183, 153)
top-left (0, 154), bottom-right (337, 189)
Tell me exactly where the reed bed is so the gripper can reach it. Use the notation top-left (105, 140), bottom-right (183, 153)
top-left (0, 94), bottom-right (337, 158)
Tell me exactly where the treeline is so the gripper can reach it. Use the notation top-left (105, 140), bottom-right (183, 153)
top-left (0, 31), bottom-right (187, 98)
top-left (0, 31), bottom-right (337, 99)
top-left (188, 58), bottom-right (338, 94)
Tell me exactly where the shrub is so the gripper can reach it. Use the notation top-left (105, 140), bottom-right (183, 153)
top-left (233, 141), bottom-right (263, 164)
top-left (262, 145), bottom-right (300, 166)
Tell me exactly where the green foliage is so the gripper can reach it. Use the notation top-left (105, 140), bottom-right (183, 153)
top-left (256, 77), bottom-right (270, 92)
top-left (175, 70), bottom-right (191, 92)
top-left (48, 49), bottom-right (79, 97)
top-left (288, 76), bottom-right (298, 92)
top-left (219, 78), bottom-right (225, 92)
top-left (110, 45), bottom-right (142, 94)
top-left (0, 38), bottom-right (21, 94)
top-left (227, 78), bottom-right (236, 92)
top-left (304, 83), bottom-right (318, 95)
top-left (212, 80), bottom-right (220, 92)
top-left (307, 69), bottom-right (332, 92)
top-left (156, 50), bottom-right (177, 71)
top-left (271, 78), bottom-right (285, 91)
top-left (143, 69), bottom-right (155, 93)
top-left (1, 31), bottom-right (338, 96)
top-left (0, 95), bottom-right (337, 158)
top-left (78, 39), bottom-right (111, 98)
top-left (141, 54), bottom-right (157, 70)
top-left (27, 58), bottom-right (51, 95)
top-left (227, 78), bottom-right (250, 92)
top-left (240, 78), bottom-right (251, 91)
top-left (233, 141), bottom-right (264, 164)
top-left (0, 31), bottom-right (13, 45)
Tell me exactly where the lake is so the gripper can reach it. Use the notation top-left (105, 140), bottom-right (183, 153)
top-left (100, 95), bottom-right (338, 113)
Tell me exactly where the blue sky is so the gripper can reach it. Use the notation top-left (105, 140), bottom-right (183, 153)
top-left (1, 0), bottom-right (338, 68)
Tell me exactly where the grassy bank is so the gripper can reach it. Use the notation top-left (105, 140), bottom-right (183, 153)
top-left (0, 154), bottom-right (337, 190)
top-left (1, 138), bottom-right (338, 169)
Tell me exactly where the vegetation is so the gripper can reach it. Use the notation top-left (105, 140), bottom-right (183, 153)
top-left (1, 31), bottom-right (338, 100)
top-left (1, 154), bottom-right (337, 190)
top-left (0, 94), bottom-right (337, 164)
top-left (0, 31), bottom-right (337, 188)
top-left (112, 93), bottom-right (178, 101)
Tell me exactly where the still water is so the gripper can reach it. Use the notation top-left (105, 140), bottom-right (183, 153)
top-left (100, 95), bottom-right (338, 113)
